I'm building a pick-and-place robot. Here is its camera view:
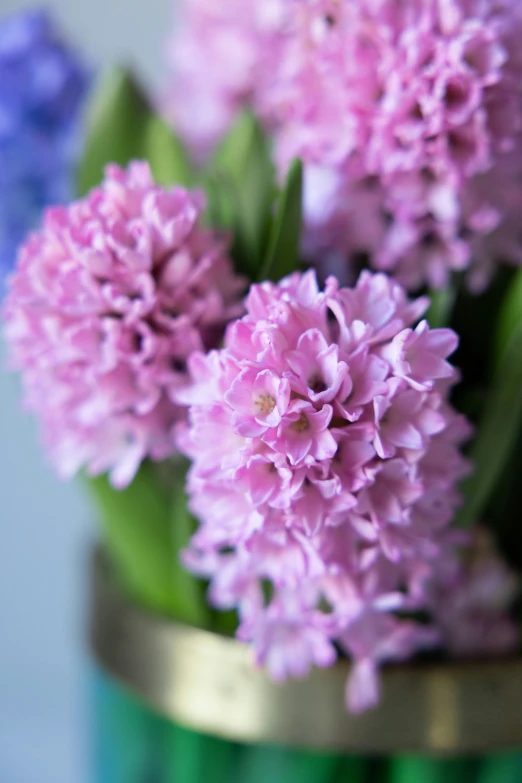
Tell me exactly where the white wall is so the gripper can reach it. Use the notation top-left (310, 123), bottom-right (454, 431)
top-left (0, 0), bottom-right (173, 87)
top-left (0, 2), bottom-right (172, 781)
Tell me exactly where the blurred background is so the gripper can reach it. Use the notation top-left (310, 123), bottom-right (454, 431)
top-left (0, 1), bottom-right (171, 781)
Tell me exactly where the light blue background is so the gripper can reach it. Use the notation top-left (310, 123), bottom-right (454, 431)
top-left (0, 1), bottom-right (172, 780)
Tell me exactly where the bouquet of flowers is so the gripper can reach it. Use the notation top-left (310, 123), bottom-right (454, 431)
top-left (4, 1), bottom-right (522, 781)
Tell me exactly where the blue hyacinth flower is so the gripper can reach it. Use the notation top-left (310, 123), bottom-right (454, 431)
top-left (0, 9), bottom-right (89, 292)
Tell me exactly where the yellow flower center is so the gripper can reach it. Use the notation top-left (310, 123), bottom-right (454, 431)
top-left (291, 413), bottom-right (310, 433)
top-left (254, 393), bottom-right (276, 416)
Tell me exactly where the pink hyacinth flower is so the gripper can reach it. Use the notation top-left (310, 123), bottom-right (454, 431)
top-left (177, 270), bottom-right (492, 713)
top-left (3, 162), bottom-right (246, 486)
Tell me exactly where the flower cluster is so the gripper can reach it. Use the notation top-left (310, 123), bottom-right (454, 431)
top-left (164, 0), bottom-right (285, 161)
top-left (268, 0), bottom-right (522, 291)
top-left (0, 10), bottom-right (88, 288)
top-left (178, 270), bottom-right (477, 712)
top-left (3, 162), bottom-right (245, 488)
top-left (168, 0), bottom-right (522, 290)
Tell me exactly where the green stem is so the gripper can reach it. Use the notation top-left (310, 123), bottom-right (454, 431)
top-left (427, 280), bottom-right (458, 328)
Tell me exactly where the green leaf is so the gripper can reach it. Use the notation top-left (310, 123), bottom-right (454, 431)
top-left (77, 67), bottom-right (151, 196)
top-left (202, 173), bottom-right (235, 232)
top-left (426, 283), bottom-right (457, 329)
top-left (456, 321), bottom-right (522, 528)
top-left (211, 607), bottom-right (239, 636)
top-left (210, 111), bottom-right (275, 276)
top-left (260, 159), bottom-right (303, 283)
top-left (143, 115), bottom-right (194, 188)
top-left (86, 462), bottom-right (175, 614)
top-left (77, 65), bottom-right (196, 203)
top-left (168, 464), bottom-right (210, 627)
top-left (213, 111), bottom-right (269, 191)
top-left (455, 267), bottom-right (522, 528)
top-left (496, 267), bottom-right (522, 365)
top-left (86, 460), bottom-right (208, 626)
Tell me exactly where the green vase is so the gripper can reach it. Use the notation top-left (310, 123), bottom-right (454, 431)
top-left (91, 667), bottom-right (367, 783)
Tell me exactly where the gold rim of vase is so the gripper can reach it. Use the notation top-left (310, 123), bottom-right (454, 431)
top-left (90, 548), bottom-right (522, 756)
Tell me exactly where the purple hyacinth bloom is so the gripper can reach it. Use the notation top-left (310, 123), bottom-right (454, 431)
top-left (0, 9), bottom-right (88, 291)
